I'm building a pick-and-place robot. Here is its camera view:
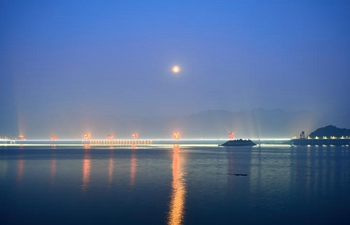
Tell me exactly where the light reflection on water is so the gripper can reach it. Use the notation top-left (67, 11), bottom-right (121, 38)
top-left (17, 158), bottom-right (24, 184)
top-left (82, 151), bottom-right (91, 191)
top-left (130, 149), bottom-right (137, 188)
top-left (50, 157), bottom-right (56, 185)
top-left (108, 151), bottom-right (114, 188)
top-left (168, 145), bottom-right (186, 225)
top-left (0, 146), bottom-right (350, 224)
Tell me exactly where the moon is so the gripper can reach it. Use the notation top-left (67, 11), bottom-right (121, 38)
top-left (172, 65), bottom-right (180, 74)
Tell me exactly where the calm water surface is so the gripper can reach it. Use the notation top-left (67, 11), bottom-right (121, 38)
top-left (1, 145), bottom-right (350, 225)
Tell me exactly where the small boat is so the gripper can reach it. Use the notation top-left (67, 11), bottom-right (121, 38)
top-left (220, 139), bottom-right (256, 147)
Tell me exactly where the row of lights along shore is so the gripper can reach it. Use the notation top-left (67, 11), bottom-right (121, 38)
top-left (90, 139), bottom-right (153, 145)
top-left (83, 133), bottom-right (180, 141)
top-left (15, 131), bottom-right (220, 141)
top-left (6, 132), bottom-right (350, 141)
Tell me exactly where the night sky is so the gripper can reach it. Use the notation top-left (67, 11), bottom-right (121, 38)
top-left (1, 0), bottom-right (350, 137)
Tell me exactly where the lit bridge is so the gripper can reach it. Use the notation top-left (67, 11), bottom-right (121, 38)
top-left (0, 138), bottom-right (293, 146)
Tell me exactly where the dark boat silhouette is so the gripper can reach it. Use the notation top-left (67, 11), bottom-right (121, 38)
top-left (220, 139), bottom-right (256, 147)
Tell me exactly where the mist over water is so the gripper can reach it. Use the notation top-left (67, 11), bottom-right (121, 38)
top-left (8, 108), bottom-right (330, 139)
top-left (1, 145), bottom-right (350, 225)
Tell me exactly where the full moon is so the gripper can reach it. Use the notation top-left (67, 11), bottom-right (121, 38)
top-left (172, 65), bottom-right (180, 74)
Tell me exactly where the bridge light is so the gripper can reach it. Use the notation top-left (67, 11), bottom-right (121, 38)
top-left (229, 132), bottom-right (234, 140)
top-left (173, 132), bottom-right (180, 140)
top-left (18, 135), bottom-right (25, 140)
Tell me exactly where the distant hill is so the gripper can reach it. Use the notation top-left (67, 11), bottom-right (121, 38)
top-left (309, 125), bottom-right (350, 138)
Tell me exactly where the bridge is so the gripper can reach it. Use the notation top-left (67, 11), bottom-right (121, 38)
top-left (2, 138), bottom-right (350, 147)
top-left (0, 138), bottom-right (293, 147)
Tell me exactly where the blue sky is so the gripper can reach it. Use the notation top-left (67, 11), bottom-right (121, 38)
top-left (1, 0), bottom-right (350, 135)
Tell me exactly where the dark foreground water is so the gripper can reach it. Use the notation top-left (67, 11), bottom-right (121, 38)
top-left (1, 145), bottom-right (350, 225)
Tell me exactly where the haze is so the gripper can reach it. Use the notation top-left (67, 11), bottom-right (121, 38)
top-left (1, 0), bottom-right (350, 138)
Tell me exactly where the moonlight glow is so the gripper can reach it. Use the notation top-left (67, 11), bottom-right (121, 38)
top-left (172, 66), bottom-right (180, 74)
